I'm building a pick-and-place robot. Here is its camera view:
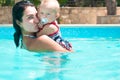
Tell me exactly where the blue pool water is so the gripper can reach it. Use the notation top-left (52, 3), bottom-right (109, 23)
top-left (0, 25), bottom-right (120, 80)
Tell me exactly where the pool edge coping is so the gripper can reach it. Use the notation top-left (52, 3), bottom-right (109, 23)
top-left (0, 24), bottom-right (120, 27)
top-left (59, 24), bottom-right (120, 27)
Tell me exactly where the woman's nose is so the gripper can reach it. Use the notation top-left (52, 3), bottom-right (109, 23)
top-left (34, 16), bottom-right (39, 23)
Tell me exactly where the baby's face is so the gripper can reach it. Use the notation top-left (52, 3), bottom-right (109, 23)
top-left (38, 7), bottom-right (57, 24)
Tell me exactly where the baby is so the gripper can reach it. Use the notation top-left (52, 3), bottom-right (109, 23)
top-left (37, 0), bottom-right (72, 50)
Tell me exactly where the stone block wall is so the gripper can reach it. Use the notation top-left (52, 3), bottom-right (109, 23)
top-left (60, 7), bottom-right (120, 24)
top-left (97, 15), bottom-right (120, 24)
top-left (0, 7), bottom-right (120, 24)
top-left (0, 7), bottom-right (12, 24)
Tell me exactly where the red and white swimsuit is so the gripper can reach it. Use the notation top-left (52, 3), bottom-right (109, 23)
top-left (40, 21), bottom-right (72, 50)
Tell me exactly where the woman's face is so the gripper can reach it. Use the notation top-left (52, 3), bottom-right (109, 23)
top-left (20, 6), bottom-right (39, 32)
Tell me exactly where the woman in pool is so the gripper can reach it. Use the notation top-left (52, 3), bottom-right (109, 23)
top-left (12, 1), bottom-right (70, 52)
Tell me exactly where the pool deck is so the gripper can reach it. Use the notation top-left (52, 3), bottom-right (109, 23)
top-left (0, 24), bottom-right (120, 27)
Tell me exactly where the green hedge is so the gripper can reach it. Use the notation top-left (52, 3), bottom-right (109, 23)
top-left (0, 0), bottom-right (120, 7)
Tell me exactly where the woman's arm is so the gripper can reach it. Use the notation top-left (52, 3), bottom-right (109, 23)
top-left (23, 35), bottom-right (70, 52)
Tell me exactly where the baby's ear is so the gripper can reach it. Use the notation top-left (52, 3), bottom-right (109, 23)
top-left (56, 13), bottom-right (60, 18)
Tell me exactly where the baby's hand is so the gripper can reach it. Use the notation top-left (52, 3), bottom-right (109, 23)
top-left (38, 22), bottom-right (43, 28)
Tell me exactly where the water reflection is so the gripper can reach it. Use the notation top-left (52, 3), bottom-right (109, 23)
top-left (34, 52), bottom-right (70, 80)
top-left (13, 50), bottom-right (70, 80)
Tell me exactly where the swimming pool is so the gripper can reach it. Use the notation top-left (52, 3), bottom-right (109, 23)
top-left (0, 25), bottom-right (120, 80)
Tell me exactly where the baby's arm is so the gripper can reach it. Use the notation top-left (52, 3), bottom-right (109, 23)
top-left (37, 24), bottom-right (58, 37)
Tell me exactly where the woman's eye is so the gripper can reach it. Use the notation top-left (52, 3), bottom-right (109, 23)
top-left (27, 16), bottom-right (34, 19)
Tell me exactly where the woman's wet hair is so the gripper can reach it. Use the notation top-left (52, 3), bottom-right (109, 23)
top-left (12, 0), bottom-right (34, 47)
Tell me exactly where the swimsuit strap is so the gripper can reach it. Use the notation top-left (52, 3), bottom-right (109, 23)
top-left (49, 21), bottom-right (59, 29)
top-left (23, 34), bottom-right (36, 38)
